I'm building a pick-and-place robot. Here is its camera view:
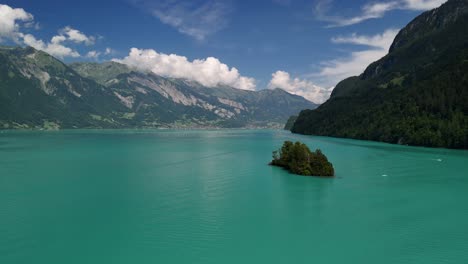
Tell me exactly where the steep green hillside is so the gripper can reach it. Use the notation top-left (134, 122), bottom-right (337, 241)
top-left (0, 47), bottom-right (127, 129)
top-left (292, 0), bottom-right (468, 149)
top-left (69, 61), bottom-right (133, 85)
top-left (284, 116), bottom-right (298, 130)
top-left (0, 47), bottom-right (316, 129)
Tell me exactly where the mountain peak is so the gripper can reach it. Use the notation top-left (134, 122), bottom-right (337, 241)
top-left (69, 61), bottom-right (133, 85)
top-left (1, 47), bottom-right (316, 129)
top-left (390, 0), bottom-right (468, 53)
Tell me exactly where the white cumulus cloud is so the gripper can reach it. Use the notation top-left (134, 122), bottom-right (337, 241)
top-left (114, 48), bottom-right (256, 91)
top-left (0, 4), bottom-right (33, 41)
top-left (21, 26), bottom-right (95, 59)
top-left (20, 27), bottom-right (95, 59)
top-left (59, 26), bottom-right (95, 45)
top-left (0, 4), bottom-right (100, 59)
top-left (268, 71), bottom-right (332, 104)
top-left (21, 33), bottom-right (80, 58)
top-left (86, 50), bottom-right (101, 59)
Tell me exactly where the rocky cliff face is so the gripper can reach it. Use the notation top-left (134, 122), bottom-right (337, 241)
top-left (70, 62), bottom-right (317, 128)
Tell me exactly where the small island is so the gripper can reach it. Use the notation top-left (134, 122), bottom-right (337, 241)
top-left (270, 141), bottom-right (335, 177)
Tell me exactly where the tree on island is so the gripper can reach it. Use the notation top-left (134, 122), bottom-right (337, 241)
top-left (270, 141), bottom-right (335, 177)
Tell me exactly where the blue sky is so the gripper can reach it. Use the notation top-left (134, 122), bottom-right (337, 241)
top-left (0, 0), bottom-right (446, 103)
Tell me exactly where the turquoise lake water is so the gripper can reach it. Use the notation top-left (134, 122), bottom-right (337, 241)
top-left (0, 130), bottom-right (467, 263)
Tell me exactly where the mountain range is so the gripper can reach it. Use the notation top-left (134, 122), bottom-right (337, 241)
top-left (292, 0), bottom-right (468, 149)
top-left (0, 46), bottom-right (317, 129)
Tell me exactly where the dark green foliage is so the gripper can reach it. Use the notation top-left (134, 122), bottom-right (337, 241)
top-left (292, 0), bottom-right (468, 149)
top-left (270, 141), bottom-right (335, 177)
top-left (284, 115), bottom-right (297, 130)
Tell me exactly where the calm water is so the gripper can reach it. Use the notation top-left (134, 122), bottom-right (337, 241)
top-left (1, 130), bottom-right (467, 264)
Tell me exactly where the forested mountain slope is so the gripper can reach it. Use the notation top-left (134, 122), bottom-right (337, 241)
top-left (292, 0), bottom-right (468, 149)
top-left (0, 46), bottom-right (316, 129)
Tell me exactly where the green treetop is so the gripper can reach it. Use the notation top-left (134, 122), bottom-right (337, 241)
top-left (270, 141), bottom-right (335, 177)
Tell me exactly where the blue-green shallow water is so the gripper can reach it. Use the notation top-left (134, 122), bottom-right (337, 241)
top-left (1, 130), bottom-right (468, 264)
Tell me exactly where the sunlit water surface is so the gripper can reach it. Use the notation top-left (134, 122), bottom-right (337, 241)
top-left (1, 130), bottom-right (467, 263)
